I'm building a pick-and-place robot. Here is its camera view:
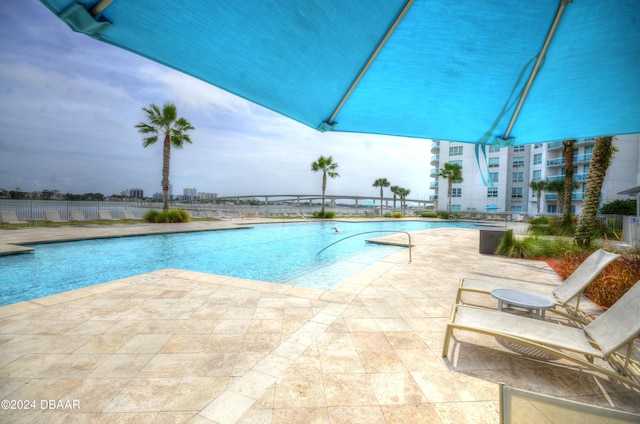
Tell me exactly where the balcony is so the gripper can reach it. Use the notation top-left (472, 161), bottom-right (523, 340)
top-left (546, 153), bottom-right (592, 167)
top-left (546, 192), bottom-right (585, 201)
top-left (430, 155), bottom-right (440, 165)
top-left (429, 195), bottom-right (438, 200)
top-left (430, 141), bottom-right (440, 153)
top-left (547, 138), bottom-right (595, 150)
top-left (546, 173), bottom-right (588, 182)
top-left (430, 181), bottom-right (439, 188)
top-left (430, 168), bottom-right (440, 177)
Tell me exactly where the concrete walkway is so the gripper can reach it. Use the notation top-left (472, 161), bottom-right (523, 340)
top-left (0, 220), bottom-right (638, 423)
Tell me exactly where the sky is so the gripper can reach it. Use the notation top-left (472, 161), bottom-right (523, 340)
top-left (0, 1), bottom-right (433, 200)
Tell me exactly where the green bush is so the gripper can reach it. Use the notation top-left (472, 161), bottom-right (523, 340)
top-left (437, 212), bottom-right (449, 219)
top-left (529, 216), bottom-right (550, 225)
top-left (312, 211), bottom-right (336, 219)
top-left (600, 199), bottom-right (636, 215)
top-left (389, 212), bottom-right (403, 218)
top-left (143, 209), bottom-right (191, 223)
top-left (496, 232), bottom-right (581, 259)
top-left (418, 211), bottom-right (438, 218)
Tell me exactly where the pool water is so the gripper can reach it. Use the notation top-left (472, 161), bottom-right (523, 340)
top-left (0, 221), bottom-right (481, 306)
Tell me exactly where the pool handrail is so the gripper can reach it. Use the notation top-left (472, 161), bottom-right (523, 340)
top-left (316, 230), bottom-right (412, 263)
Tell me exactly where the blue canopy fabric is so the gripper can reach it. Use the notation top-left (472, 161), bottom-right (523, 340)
top-left (40, 0), bottom-right (640, 146)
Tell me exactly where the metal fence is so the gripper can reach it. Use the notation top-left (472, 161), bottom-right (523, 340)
top-left (0, 200), bottom-right (148, 221)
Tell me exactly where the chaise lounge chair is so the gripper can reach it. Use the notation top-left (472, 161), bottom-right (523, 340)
top-left (442, 281), bottom-right (640, 390)
top-left (44, 210), bottom-right (68, 223)
top-left (499, 383), bottom-right (640, 423)
top-left (122, 210), bottom-right (140, 221)
top-left (455, 248), bottom-right (620, 323)
top-left (0, 211), bottom-right (28, 226)
top-left (98, 210), bottom-right (118, 221)
top-left (69, 210), bottom-right (89, 222)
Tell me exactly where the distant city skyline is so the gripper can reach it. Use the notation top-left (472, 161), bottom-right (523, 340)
top-left (0, 1), bottom-right (432, 200)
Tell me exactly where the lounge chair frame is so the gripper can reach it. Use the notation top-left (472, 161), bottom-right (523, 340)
top-left (455, 248), bottom-right (620, 323)
top-left (443, 281), bottom-right (640, 390)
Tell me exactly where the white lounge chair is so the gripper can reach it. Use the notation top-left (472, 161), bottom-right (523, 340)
top-left (0, 211), bottom-right (28, 226)
top-left (69, 211), bottom-right (89, 222)
top-left (44, 210), bottom-right (68, 223)
top-left (98, 210), bottom-right (118, 221)
top-left (456, 248), bottom-right (620, 323)
top-left (443, 281), bottom-right (640, 390)
top-left (122, 210), bottom-right (140, 221)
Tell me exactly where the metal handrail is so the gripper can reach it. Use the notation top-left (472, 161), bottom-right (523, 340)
top-left (316, 230), bottom-right (412, 263)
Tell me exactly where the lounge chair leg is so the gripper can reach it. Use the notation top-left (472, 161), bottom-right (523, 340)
top-left (442, 325), bottom-right (453, 358)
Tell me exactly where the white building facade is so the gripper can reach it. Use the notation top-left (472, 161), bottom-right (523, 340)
top-left (430, 134), bottom-right (639, 215)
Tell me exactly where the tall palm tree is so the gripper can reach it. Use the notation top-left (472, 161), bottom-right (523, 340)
top-left (575, 136), bottom-right (617, 247)
top-left (372, 178), bottom-right (390, 215)
top-left (135, 103), bottom-right (195, 211)
top-left (529, 180), bottom-right (547, 214)
top-left (390, 185), bottom-right (400, 210)
top-left (398, 187), bottom-right (411, 213)
top-left (437, 162), bottom-right (463, 212)
top-left (547, 178), bottom-right (577, 214)
top-left (310, 155), bottom-right (340, 216)
top-left (562, 139), bottom-right (576, 227)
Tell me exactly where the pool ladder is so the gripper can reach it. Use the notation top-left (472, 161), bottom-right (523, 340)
top-left (316, 230), bottom-right (412, 263)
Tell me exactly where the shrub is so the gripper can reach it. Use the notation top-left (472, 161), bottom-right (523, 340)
top-left (600, 199), bottom-right (637, 215)
top-left (418, 211), bottom-right (438, 218)
top-left (496, 232), bottom-right (581, 259)
top-left (437, 212), bottom-right (449, 219)
top-left (389, 212), bottom-right (403, 218)
top-left (529, 216), bottom-right (550, 225)
top-left (312, 211), bottom-right (336, 219)
top-left (143, 209), bottom-right (191, 223)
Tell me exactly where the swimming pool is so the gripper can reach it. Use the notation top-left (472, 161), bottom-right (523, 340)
top-left (0, 221), bottom-right (482, 306)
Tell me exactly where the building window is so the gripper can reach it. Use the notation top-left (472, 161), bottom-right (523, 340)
top-left (452, 188), bottom-right (462, 198)
top-left (547, 204), bottom-right (557, 213)
top-left (488, 157), bottom-right (500, 168)
top-left (531, 189), bottom-right (537, 198)
top-left (489, 145), bottom-right (501, 153)
top-left (533, 153), bottom-right (542, 165)
top-left (513, 157), bottom-right (525, 167)
top-left (532, 170), bottom-right (541, 181)
top-left (513, 145), bottom-right (525, 152)
top-left (534, 143), bottom-right (543, 149)
top-left (487, 187), bottom-right (498, 198)
top-left (489, 172), bottom-right (499, 183)
top-left (449, 146), bottom-right (463, 156)
top-left (512, 172), bottom-right (524, 183)
top-left (510, 206), bottom-right (523, 212)
top-left (511, 188), bottom-right (523, 198)
top-left (450, 205), bottom-right (461, 211)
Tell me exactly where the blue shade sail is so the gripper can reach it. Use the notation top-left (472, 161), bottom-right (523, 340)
top-left (39, 0), bottom-right (640, 146)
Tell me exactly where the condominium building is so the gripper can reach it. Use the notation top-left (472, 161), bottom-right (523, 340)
top-left (430, 134), bottom-right (639, 215)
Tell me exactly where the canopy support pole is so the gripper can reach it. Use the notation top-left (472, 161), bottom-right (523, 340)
top-left (322, 0), bottom-right (415, 129)
top-left (501, 0), bottom-right (572, 141)
top-left (90, 0), bottom-right (114, 17)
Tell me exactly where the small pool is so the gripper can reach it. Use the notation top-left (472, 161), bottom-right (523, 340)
top-left (0, 221), bottom-right (482, 306)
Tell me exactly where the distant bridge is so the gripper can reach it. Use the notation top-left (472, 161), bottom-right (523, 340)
top-left (212, 194), bottom-right (433, 208)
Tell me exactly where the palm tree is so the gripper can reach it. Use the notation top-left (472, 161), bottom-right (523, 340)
top-left (575, 136), bottom-right (617, 247)
top-left (529, 180), bottom-right (547, 215)
top-left (547, 178), bottom-right (577, 214)
top-left (135, 103), bottom-right (195, 211)
top-left (398, 187), bottom-right (411, 213)
top-left (437, 162), bottom-right (463, 212)
top-left (372, 178), bottom-right (390, 215)
top-left (390, 185), bottom-right (400, 210)
top-left (562, 139), bottom-right (576, 228)
top-left (310, 155), bottom-right (340, 216)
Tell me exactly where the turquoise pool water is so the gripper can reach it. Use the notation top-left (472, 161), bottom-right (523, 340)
top-left (0, 221), bottom-right (482, 306)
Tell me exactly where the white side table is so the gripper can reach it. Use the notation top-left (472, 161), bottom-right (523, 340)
top-left (490, 288), bottom-right (555, 319)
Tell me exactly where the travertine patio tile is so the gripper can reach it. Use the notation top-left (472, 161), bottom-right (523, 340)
top-left (1, 224), bottom-right (638, 423)
top-left (323, 373), bottom-right (378, 406)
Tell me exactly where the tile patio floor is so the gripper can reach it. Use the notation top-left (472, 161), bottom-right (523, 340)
top-left (0, 220), bottom-right (638, 423)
